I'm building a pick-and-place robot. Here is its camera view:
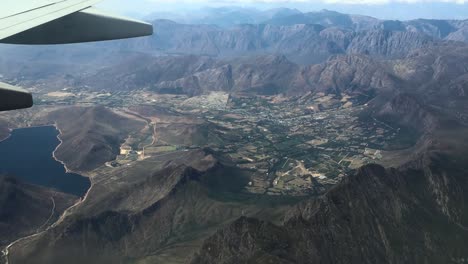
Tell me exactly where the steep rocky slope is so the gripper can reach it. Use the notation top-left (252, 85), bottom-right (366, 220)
top-left (81, 43), bottom-right (468, 99)
top-left (346, 30), bottom-right (434, 59)
top-left (79, 37), bottom-right (468, 96)
top-left (154, 55), bottom-right (300, 95)
top-left (189, 64), bottom-right (468, 263)
top-left (138, 21), bottom-right (435, 64)
top-left (83, 54), bottom-right (217, 92)
top-left (191, 156), bottom-right (468, 264)
top-left (0, 176), bottom-right (77, 247)
top-left (0, 17), bottom-right (438, 80)
top-left (3, 10), bottom-right (468, 264)
top-left (46, 106), bottom-right (146, 172)
top-left (84, 53), bottom-right (401, 96)
top-left (390, 44), bottom-right (468, 125)
top-left (8, 150), bottom-right (297, 264)
top-left (290, 54), bottom-right (402, 95)
top-left (266, 10), bottom-right (468, 42)
top-left (3, 10), bottom-right (468, 87)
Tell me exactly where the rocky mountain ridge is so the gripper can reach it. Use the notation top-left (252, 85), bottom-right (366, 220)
top-left (0, 176), bottom-right (77, 247)
top-left (8, 150), bottom-right (297, 264)
top-left (191, 156), bottom-right (468, 264)
top-left (2, 8), bottom-right (468, 264)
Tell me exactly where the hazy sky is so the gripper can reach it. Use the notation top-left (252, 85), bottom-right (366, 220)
top-left (98, 0), bottom-right (468, 20)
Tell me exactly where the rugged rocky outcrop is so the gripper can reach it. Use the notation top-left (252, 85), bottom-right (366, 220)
top-left (83, 54), bottom-right (216, 92)
top-left (346, 30), bottom-right (434, 59)
top-left (375, 93), bottom-right (439, 133)
top-left (8, 150), bottom-right (294, 264)
top-left (191, 155), bottom-right (468, 264)
top-left (189, 68), bottom-right (468, 263)
top-left (81, 43), bottom-right (468, 99)
top-left (154, 64), bottom-right (234, 95)
top-left (3, 10), bottom-right (468, 89)
top-left (86, 53), bottom-right (402, 97)
top-left (290, 54), bottom-right (401, 95)
top-left (5, 13), bottom-right (467, 94)
top-left (4, 9), bottom-right (468, 264)
top-left (446, 26), bottom-right (468, 42)
top-left (390, 44), bottom-right (468, 125)
top-left (266, 11), bottom-right (468, 43)
top-left (140, 21), bottom-right (434, 64)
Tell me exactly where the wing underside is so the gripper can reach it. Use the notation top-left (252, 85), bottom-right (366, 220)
top-left (0, 82), bottom-right (33, 112)
top-left (0, 0), bottom-right (153, 45)
top-left (0, 0), bottom-right (104, 41)
top-left (1, 7), bottom-right (154, 44)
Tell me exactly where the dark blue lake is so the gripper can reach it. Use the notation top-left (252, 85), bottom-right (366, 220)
top-left (0, 126), bottom-right (90, 197)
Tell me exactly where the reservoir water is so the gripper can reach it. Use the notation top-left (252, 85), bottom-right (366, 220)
top-left (0, 126), bottom-right (90, 197)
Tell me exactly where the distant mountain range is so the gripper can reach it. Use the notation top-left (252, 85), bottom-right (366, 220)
top-left (145, 7), bottom-right (303, 28)
top-left (144, 8), bottom-right (468, 40)
top-left (142, 11), bottom-right (468, 62)
top-left (1, 9), bottom-right (468, 73)
top-left (143, 6), bottom-right (468, 27)
top-left (2, 8), bottom-right (468, 264)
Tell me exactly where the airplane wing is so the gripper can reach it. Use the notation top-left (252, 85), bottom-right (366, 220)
top-left (0, 0), bottom-right (153, 44)
top-left (0, 82), bottom-right (33, 112)
top-left (0, 0), bottom-right (154, 111)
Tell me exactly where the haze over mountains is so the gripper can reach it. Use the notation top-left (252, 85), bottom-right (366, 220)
top-left (2, 8), bottom-right (468, 85)
top-left (2, 6), bottom-right (468, 264)
top-left (101, 1), bottom-right (468, 21)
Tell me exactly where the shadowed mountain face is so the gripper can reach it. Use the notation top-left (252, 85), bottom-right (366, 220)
top-left (7, 150), bottom-right (297, 264)
top-left (78, 43), bottom-right (468, 112)
top-left (3, 7), bottom-right (468, 264)
top-left (187, 51), bottom-right (468, 262)
top-left (73, 53), bottom-right (395, 95)
top-left (191, 159), bottom-right (468, 264)
top-left (0, 176), bottom-right (77, 247)
top-left (191, 96), bottom-right (468, 263)
top-left (75, 52), bottom-right (410, 96)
